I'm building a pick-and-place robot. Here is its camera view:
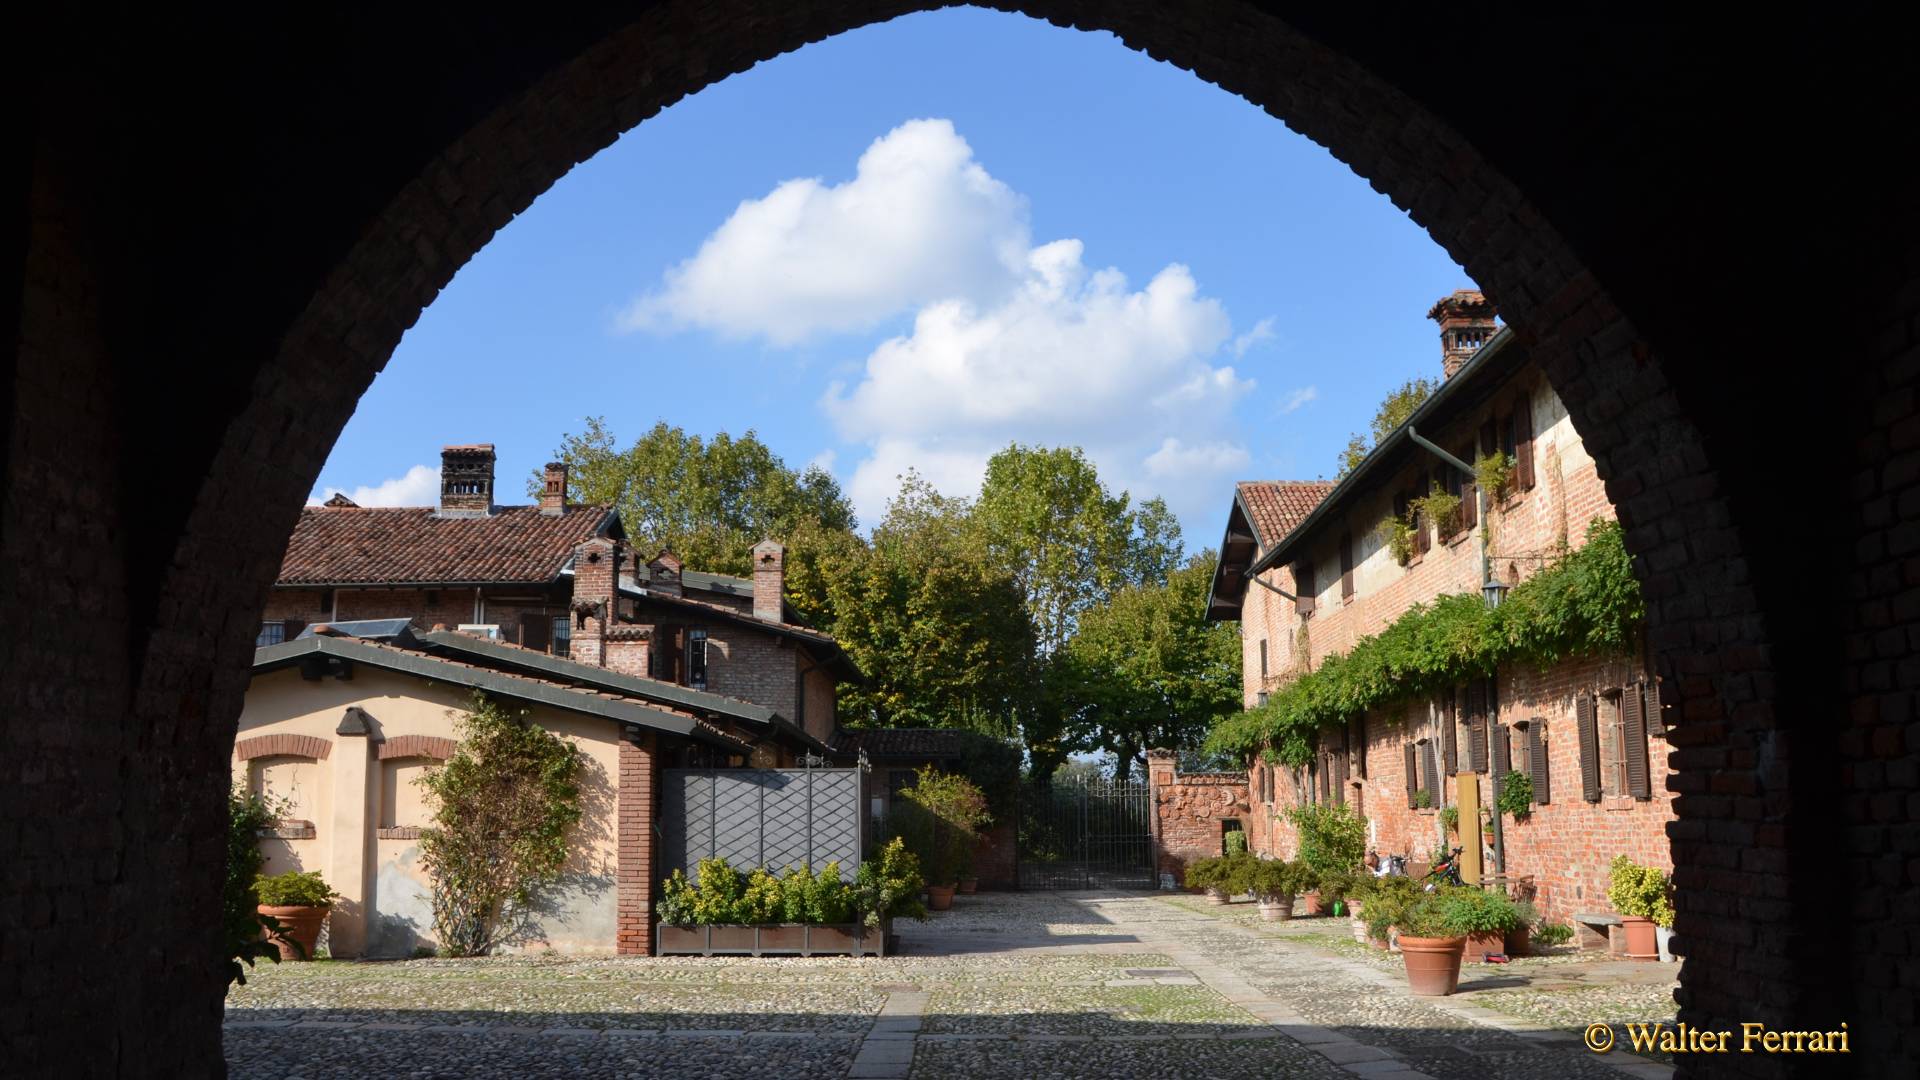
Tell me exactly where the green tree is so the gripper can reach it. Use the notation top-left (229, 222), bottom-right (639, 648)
top-left (1058, 552), bottom-right (1242, 782)
top-left (973, 445), bottom-right (1181, 776)
top-left (822, 473), bottom-right (1036, 735)
top-left (417, 693), bottom-right (584, 956)
top-left (1336, 377), bottom-right (1439, 478)
top-left (534, 418), bottom-right (856, 575)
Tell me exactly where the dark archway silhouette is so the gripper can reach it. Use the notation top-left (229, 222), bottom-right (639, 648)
top-left (10, 3), bottom-right (1918, 1075)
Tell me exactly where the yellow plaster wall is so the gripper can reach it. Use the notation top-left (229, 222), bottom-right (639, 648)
top-left (236, 666), bottom-right (623, 957)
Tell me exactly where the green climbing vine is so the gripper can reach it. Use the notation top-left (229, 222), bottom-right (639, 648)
top-left (1205, 519), bottom-right (1643, 766)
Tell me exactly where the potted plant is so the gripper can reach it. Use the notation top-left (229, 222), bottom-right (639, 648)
top-left (1361, 877), bottom-right (1419, 952)
top-left (1344, 874), bottom-right (1376, 944)
top-left (1606, 855), bottom-right (1672, 961)
top-left (899, 768), bottom-right (991, 911)
top-left (1185, 856), bottom-right (1228, 903)
top-left (1507, 899), bottom-right (1539, 956)
top-left (1395, 887), bottom-right (1473, 995)
top-left (1439, 887), bottom-right (1525, 963)
top-left (1247, 859), bottom-right (1309, 921)
top-left (253, 870), bottom-right (337, 961)
top-left (1480, 808), bottom-right (1496, 848)
top-left (1286, 803), bottom-right (1367, 918)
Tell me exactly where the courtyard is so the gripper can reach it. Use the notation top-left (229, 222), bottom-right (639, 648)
top-left (225, 892), bottom-right (1678, 1079)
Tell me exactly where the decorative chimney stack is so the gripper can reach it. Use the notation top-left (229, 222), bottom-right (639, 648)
top-left (646, 551), bottom-right (683, 597)
top-left (539, 462), bottom-right (568, 515)
top-left (568, 536), bottom-right (622, 667)
top-left (752, 539), bottom-right (786, 623)
top-left (437, 444), bottom-right (496, 516)
top-left (1427, 290), bottom-right (1497, 378)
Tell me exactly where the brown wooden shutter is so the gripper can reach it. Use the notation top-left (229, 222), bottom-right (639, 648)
top-left (1514, 400), bottom-right (1535, 490)
top-left (1490, 722), bottom-right (1510, 785)
top-left (1577, 692), bottom-right (1602, 802)
top-left (1460, 470), bottom-right (1478, 530)
top-left (519, 614), bottom-right (550, 653)
top-left (1350, 716), bottom-right (1367, 779)
top-left (1404, 743), bottom-right (1418, 808)
top-left (1422, 740), bottom-right (1441, 805)
top-left (1294, 562), bottom-right (1316, 614)
top-left (1465, 681), bottom-right (1488, 771)
top-left (1527, 719), bottom-right (1551, 804)
top-left (1340, 533), bottom-right (1354, 600)
top-left (1624, 684), bottom-right (1652, 799)
top-left (1645, 677), bottom-right (1666, 735)
top-left (1441, 697), bottom-right (1458, 775)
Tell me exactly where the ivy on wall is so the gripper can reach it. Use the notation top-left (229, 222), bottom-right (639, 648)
top-left (1205, 519), bottom-right (1643, 766)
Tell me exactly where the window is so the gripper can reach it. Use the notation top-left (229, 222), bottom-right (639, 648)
top-left (1259, 639), bottom-right (1268, 677)
top-left (256, 622), bottom-right (287, 647)
top-left (687, 629), bottom-right (709, 690)
top-left (1516, 718), bottom-right (1552, 804)
top-left (1256, 691), bottom-right (1269, 707)
top-left (552, 616), bottom-right (570, 659)
top-left (1339, 532), bottom-right (1355, 601)
top-left (1293, 561), bottom-right (1316, 616)
top-left (1600, 690), bottom-right (1626, 797)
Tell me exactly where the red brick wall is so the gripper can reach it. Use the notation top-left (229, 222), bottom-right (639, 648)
top-left (616, 733), bottom-right (657, 956)
top-left (1147, 753), bottom-right (1251, 884)
top-left (705, 631), bottom-right (798, 717)
top-left (261, 586), bottom-right (568, 647)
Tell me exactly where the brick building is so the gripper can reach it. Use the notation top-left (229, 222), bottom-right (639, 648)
top-left (1206, 292), bottom-right (1676, 928)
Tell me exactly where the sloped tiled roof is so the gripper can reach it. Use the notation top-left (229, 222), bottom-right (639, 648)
top-left (277, 504), bottom-right (615, 586)
top-left (1236, 481), bottom-right (1336, 548)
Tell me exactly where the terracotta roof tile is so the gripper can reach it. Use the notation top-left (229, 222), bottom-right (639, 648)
top-left (1236, 481), bottom-right (1335, 548)
top-left (277, 504), bottom-right (613, 586)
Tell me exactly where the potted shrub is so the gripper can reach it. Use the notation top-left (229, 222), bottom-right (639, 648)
top-left (1607, 855), bottom-right (1672, 961)
top-left (1343, 874), bottom-right (1375, 943)
top-left (1439, 887), bottom-right (1525, 963)
top-left (1185, 856), bottom-right (1228, 903)
top-left (1361, 877), bottom-right (1419, 952)
top-left (1247, 859), bottom-right (1308, 921)
top-left (899, 768), bottom-right (991, 911)
top-left (253, 870), bottom-right (337, 961)
top-left (1507, 899), bottom-right (1539, 956)
top-left (1286, 803), bottom-right (1367, 918)
top-left (1395, 887), bottom-right (1473, 995)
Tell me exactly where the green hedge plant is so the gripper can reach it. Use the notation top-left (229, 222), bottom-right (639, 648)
top-left (1285, 803), bottom-right (1368, 880)
top-left (1437, 887), bottom-right (1525, 934)
top-left (1607, 855), bottom-right (1674, 927)
top-left (253, 870), bottom-right (338, 907)
top-left (657, 841), bottom-right (926, 929)
top-left (1246, 858), bottom-right (1313, 902)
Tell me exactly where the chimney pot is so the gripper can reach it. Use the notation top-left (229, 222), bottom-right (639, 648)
top-left (752, 539), bottom-right (786, 623)
top-left (539, 462), bottom-right (568, 515)
top-left (437, 444), bottom-right (496, 516)
top-left (1426, 290), bottom-right (1497, 379)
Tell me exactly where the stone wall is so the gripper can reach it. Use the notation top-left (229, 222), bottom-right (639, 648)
top-left (1146, 752), bottom-right (1251, 884)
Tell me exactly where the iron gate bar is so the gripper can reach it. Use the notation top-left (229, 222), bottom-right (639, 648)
top-left (1016, 777), bottom-right (1154, 890)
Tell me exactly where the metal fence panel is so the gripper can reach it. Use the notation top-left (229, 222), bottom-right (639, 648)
top-left (662, 768), bottom-right (863, 882)
top-left (1016, 778), bottom-right (1155, 889)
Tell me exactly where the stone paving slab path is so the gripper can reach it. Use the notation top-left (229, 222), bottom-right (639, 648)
top-left (224, 891), bottom-right (1673, 1079)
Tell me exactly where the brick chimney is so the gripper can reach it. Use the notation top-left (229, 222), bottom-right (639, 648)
top-left (752, 539), bottom-right (785, 622)
top-left (1427, 290), bottom-right (1497, 378)
top-left (646, 551), bottom-right (683, 597)
top-left (568, 536), bottom-right (622, 666)
top-left (437, 444), bottom-right (496, 516)
top-left (539, 462), bottom-right (568, 515)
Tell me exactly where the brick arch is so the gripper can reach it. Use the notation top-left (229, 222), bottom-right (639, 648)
top-left (233, 733), bottom-right (332, 762)
top-left (376, 735), bottom-right (457, 762)
top-left (16, 3), bottom-right (1919, 1076)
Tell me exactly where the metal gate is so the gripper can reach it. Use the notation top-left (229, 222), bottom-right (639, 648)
top-left (1016, 777), bottom-right (1155, 889)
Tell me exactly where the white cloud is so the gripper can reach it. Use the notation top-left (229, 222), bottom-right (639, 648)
top-left (1230, 316), bottom-right (1276, 359)
top-left (311, 464), bottom-right (440, 507)
top-left (619, 119), bottom-right (1032, 345)
top-left (1144, 438), bottom-right (1252, 478)
top-left (823, 238), bottom-right (1254, 526)
top-left (1278, 386), bottom-right (1319, 414)
top-left (806, 448), bottom-right (837, 473)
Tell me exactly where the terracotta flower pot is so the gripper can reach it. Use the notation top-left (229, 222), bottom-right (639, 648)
top-left (1506, 925), bottom-right (1532, 957)
top-left (1620, 915), bottom-right (1659, 960)
top-left (1464, 930), bottom-right (1506, 962)
top-left (957, 877), bottom-right (978, 895)
top-left (926, 885), bottom-right (955, 912)
top-left (1369, 932), bottom-right (1390, 951)
top-left (1399, 934), bottom-right (1467, 995)
top-left (1257, 896), bottom-right (1294, 922)
top-left (1301, 891), bottom-right (1324, 916)
top-left (1205, 888), bottom-right (1229, 905)
top-left (257, 904), bottom-right (329, 962)
top-left (1350, 917), bottom-right (1371, 944)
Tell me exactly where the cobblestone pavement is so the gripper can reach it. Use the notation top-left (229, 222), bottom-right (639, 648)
top-left (225, 891), bottom-right (1676, 1079)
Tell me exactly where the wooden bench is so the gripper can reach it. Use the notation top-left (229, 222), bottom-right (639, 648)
top-left (1572, 912), bottom-right (1622, 954)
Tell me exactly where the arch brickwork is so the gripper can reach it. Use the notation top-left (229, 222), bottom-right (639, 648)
top-left (9, 3), bottom-right (1920, 1075)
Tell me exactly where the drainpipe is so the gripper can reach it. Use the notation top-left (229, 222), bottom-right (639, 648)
top-left (1407, 427), bottom-right (1504, 877)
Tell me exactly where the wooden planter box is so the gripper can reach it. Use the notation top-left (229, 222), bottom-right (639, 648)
top-left (655, 923), bottom-right (885, 957)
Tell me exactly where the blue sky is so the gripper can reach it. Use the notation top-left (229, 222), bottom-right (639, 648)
top-left (314, 7), bottom-right (1471, 551)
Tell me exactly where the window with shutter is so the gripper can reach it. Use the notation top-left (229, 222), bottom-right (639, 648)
top-left (1441, 695), bottom-right (1458, 775)
top-left (1340, 533), bottom-right (1354, 600)
top-left (1514, 397), bottom-right (1535, 490)
top-left (1460, 450), bottom-right (1478, 531)
top-left (1294, 561), bottom-right (1316, 615)
top-left (1465, 681), bottom-right (1487, 771)
top-left (1259, 639), bottom-right (1268, 677)
top-left (1415, 472), bottom-right (1433, 553)
top-left (1601, 692), bottom-right (1626, 796)
top-left (1490, 722), bottom-right (1509, 787)
top-left (1624, 683), bottom-right (1651, 799)
top-left (1644, 677), bottom-right (1666, 735)
top-left (1527, 719), bottom-right (1551, 804)
top-left (1404, 743), bottom-right (1418, 808)
top-left (1349, 716), bottom-right (1367, 779)
top-left (1577, 692), bottom-right (1602, 802)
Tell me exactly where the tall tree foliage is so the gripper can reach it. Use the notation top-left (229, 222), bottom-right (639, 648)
top-left (1058, 552), bottom-right (1241, 782)
top-left (1337, 377), bottom-right (1439, 478)
top-left (973, 445), bottom-right (1182, 777)
top-left (417, 694), bottom-right (584, 957)
top-left (535, 418), bottom-right (855, 575)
